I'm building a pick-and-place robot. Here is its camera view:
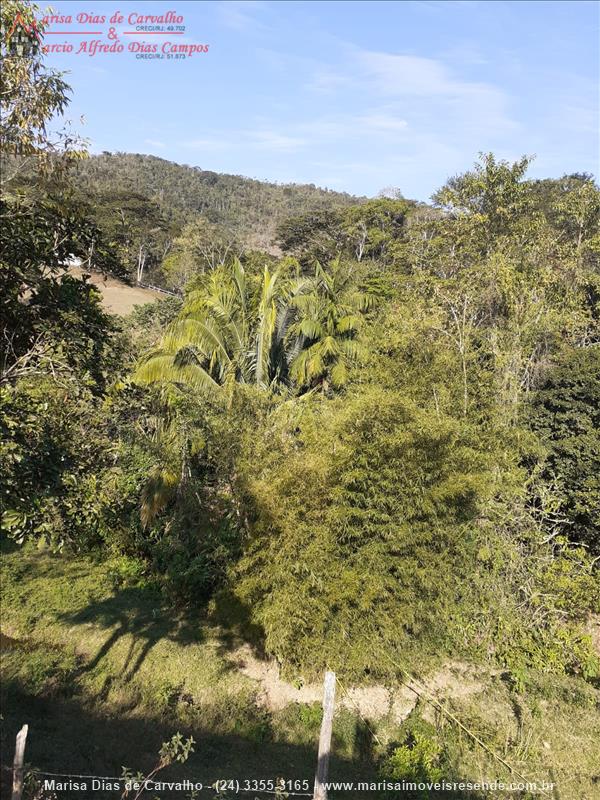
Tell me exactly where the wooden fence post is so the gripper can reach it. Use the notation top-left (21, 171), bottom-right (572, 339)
top-left (11, 724), bottom-right (28, 800)
top-left (313, 671), bottom-right (336, 800)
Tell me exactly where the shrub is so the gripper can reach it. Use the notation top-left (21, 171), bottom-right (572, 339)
top-left (380, 717), bottom-right (445, 799)
top-left (229, 387), bottom-right (492, 678)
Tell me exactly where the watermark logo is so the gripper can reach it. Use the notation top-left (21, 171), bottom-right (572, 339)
top-left (30, 9), bottom-right (209, 61)
top-left (1, 12), bottom-right (41, 56)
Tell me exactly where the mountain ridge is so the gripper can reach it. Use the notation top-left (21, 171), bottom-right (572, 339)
top-left (74, 152), bottom-right (367, 249)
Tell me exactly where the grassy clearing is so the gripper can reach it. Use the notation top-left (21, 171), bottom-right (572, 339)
top-left (1, 547), bottom-right (599, 799)
top-left (69, 267), bottom-right (164, 315)
top-left (431, 674), bottom-right (600, 800)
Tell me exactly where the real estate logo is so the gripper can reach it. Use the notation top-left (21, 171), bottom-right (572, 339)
top-left (1, 12), bottom-right (42, 56)
top-left (16, 9), bottom-right (210, 61)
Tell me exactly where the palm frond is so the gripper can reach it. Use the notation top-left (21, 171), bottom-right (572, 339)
top-left (321, 335), bottom-right (340, 357)
top-left (298, 319), bottom-right (324, 339)
top-left (134, 354), bottom-right (220, 393)
top-left (330, 360), bottom-right (348, 388)
top-left (336, 314), bottom-right (361, 333)
top-left (338, 339), bottom-right (366, 361)
top-left (231, 257), bottom-right (247, 315)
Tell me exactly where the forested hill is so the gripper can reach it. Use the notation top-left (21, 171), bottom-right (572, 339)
top-left (73, 152), bottom-right (365, 248)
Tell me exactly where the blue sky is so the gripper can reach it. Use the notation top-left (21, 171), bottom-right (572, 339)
top-left (42, 0), bottom-right (598, 200)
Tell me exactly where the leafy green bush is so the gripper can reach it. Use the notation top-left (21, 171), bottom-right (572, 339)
top-left (228, 386), bottom-right (492, 678)
top-left (106, 555), bottom-right (151, 591)
top-left (384, 733), bottom-right (443, 782)
top-left (0, 378), bottom-right (116, 548)
top-left (381, 717), bottom-right (445, 798)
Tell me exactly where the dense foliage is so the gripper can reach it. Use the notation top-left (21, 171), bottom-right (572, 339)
top-left (3, 162), bottom-right (599, 684)
top-left (227, 387), bottom-right (492, 674)
top-left (2, 0), bottom-right (599, 728)
top-left (527, 347), bottom-right (600, 552)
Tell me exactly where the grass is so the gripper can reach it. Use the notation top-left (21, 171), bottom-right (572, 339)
top-left (69, 266), bottom-right (164, 315)
top-left (433, 675), bottom-right (600, 800)
top-left (1, 546), bottom-right (599, 799)
top-left (0, 547), bottom-right (379, 799)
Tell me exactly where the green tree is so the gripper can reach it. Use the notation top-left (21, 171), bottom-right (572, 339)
top-left (1, 0), bottom-right (124, 385)
top-left (433, 152), bottom-right (533, 232)
top-left (135, 258), bottom-right (301, 393)
top-left (0, 376), bottom-right (116, 547)
top-left (0, 0), bottom-right (86, 180)
top-left (275, 208), bottom-right (345, 265)
top-left (340, 198), bottom-right (410, 263)
top-left (289, 259), bottom-right (373, 391)
top-left (85, 189), bottom-right (178, 284)
top-left (527, 346), bottom-right (600, 552)
top-left (0, 195), bottom-right (124, 386)
top-left (161, 216), bottom-right (242, 290)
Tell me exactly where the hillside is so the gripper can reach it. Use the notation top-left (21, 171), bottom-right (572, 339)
top-left (73, 153), bottom-right (365, 249)
top-left (3, 2), bottom-right (599, 797)
top-left (3, 548), bottom-right (600, 799)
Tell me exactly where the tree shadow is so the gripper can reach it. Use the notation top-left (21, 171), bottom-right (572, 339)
top-left (59, 586), bottom-right (203, 682)
top-left (1, 636), bottom-right (545, 800)
top-left (209, 589), bottom-right (268, 660)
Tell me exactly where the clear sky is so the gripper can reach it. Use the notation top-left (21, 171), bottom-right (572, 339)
top-left (42, 0), bottom-right (599, 200)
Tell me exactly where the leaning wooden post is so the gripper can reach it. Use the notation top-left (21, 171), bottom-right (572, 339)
top-left (313, 671), bottom-right (336, 800)
top-left (11, 724), bottom-right (28, 800)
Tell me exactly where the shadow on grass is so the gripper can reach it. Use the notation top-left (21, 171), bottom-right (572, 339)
top-left (209, 589), bottom-right (268, 659)
top-left (58, 581), bottom-right (274, 685)
top-left (59, 586), bottom-right (204, 682)
top-left (4, 539), bottom-right (278, 685)
top-left (0, 676), bottom-right (378, 800)
top-left (1, 626), bottom-right (493, 800)
top-left (1, 678), bottom-right (490, 800)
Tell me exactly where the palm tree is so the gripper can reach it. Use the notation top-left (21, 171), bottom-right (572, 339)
top-left (135, 257), bottom-right (372, 398)
top-left (133, 258), bottom-right (372, 523)
top-left (135, 258), bottom-right (301, 394)
top-left (139, 412), bottom-right (201, 528)
top-left (288, 259), bottom-right (373, 391)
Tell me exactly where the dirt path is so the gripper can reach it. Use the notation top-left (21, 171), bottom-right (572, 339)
top-left (229, 645), bottom-right (485, 723)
